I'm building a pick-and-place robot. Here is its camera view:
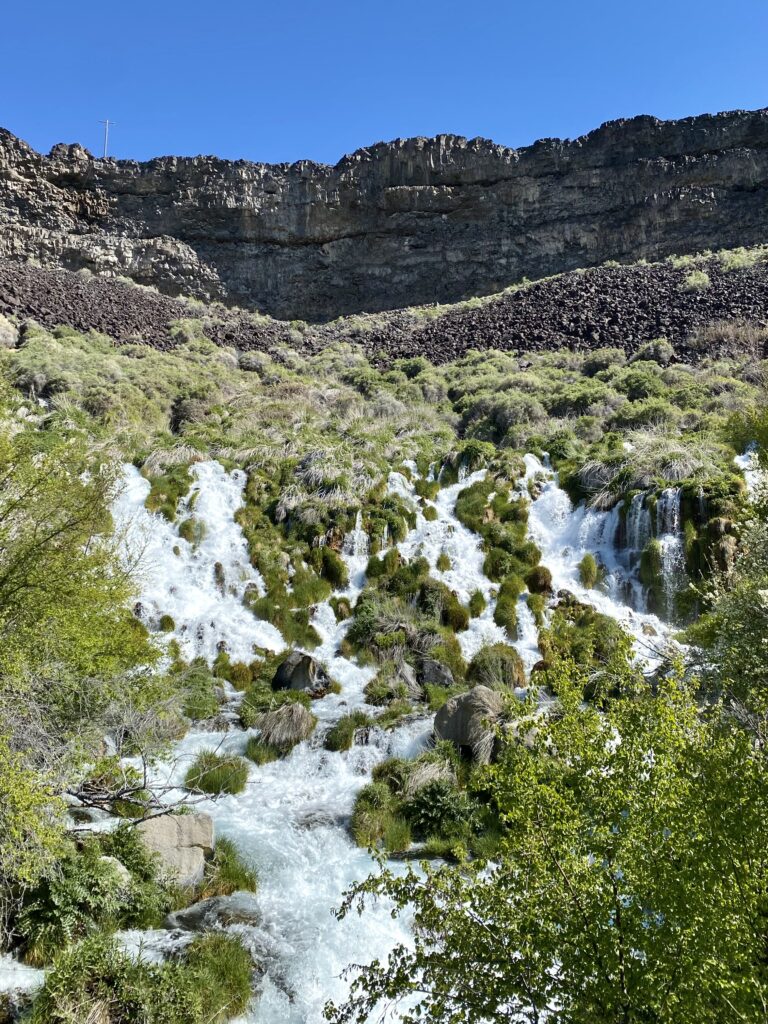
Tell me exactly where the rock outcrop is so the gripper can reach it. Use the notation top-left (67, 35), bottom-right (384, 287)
top-left (136, 812), bottom-right (215, 887)
top-left (1, 108), bottom-right (767, 321)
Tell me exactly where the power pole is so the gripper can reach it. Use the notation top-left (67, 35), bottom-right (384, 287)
top-left (98, 119), bottom-right (117, 158)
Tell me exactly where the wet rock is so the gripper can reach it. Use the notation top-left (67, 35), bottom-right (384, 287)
top-left (395, 661), bottom-right (424, 700)
top-left (99, 855), bottom-right (132, 888)
top-left (164, 891), bottom-right (261, 932)
top-left (136, 813), bottom-right (214, 887)
top-left (272, 650), bottom-right (332, 696)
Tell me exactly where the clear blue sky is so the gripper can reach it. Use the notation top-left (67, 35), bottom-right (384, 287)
top-left (3, 0), bottom-right (767, 165)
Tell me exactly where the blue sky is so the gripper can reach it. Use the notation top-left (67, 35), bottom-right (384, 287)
top-left (3, 1), bottom-right (767, 164)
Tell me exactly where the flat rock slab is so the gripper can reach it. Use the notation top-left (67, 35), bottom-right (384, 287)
top-left (165, 891), bottom-right (261, 932)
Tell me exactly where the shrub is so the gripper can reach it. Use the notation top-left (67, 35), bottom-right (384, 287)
top-left (578, 553), bottom-right (599, 589)
top-left (404, 780), bottom-right (472, 840)
top-left (244, 736), bottom-right (279, 765)
top-left (414, 479), bottom-right (440, 500)
top-left (383, 816), bottom-right (412, 854)
top-left (159, 614), bottom-right (176, 632)
top-left (319, 547), bottom-right (349, 589)
top-left (200, 836), bottom-right (257, 898)
top-left (324, 710), bottom-right (371, 752)
top-left (239, 686), bottom-right (311, 729)
top-left (178, 517), bottom-right (206, 546)
top-left (525, 565), bottom-right (552, 594)
top-left (182, 662), bottom-right (219, 721)
top-left (681, 269), bottom-right (711, 292)
top-left (468, 590), bottom-right (487, 617)
top-left (184, 751), bottom-right (249, 795)
top-left (350, 782), bottom-right (395, 847)
top-left (28, 929), bottom-right (252, 1024)
top-left (144, 464), bottom-right (193, 522)
top-left (330, 596), bottom-right (352, 621)
top-left (467, 643), bottom-right (525, 690)
top-left (423, 505), bottom-right (438, 522)
top-left (436, 551), bottom-right (451, 572)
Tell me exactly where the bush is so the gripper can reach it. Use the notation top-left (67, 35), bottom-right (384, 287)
top-left (159, 614), bottom-right (176, 632)
top-left (182, 662), bottom-right (219, 720)
top-left (244, 736), bottom-right (279, 765)
top-left (423, 505), bottom-right (438, 522)
top-left (200, 836), bottom-right (258, 898)
top-left (184, 751), bottom-right (249, 795)
top-left (681, 269), bottom-right (711, 292)
top-left (185, 932), bottom-right (253, 1023)
top-left (525, 565), bottom-right (552, 594)
top-left (578, 553), bottom-right (599, 589)
top-left (436, 551), bottom-right (451, 572)
top-left (467, 643), bottom-right (525, 690)
top-left (319, 547), bottom-right (349, 589)
top-left (404, 780), bottom-right (472, 840)
top-left (468, 590), bottom-right (487, 617)
top-left (324, 710), bottom-right (371, 752)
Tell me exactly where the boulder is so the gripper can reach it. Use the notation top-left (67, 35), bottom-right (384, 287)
top-left (434, 685), bottom-right (505, 764)
top-left (419, 658), bottom-right (454, 688)
top-left (0, 313), bottom-right (18, 349)
top-left (136, 813), bottom-right (214, 887)
top-left (164, 891), bottom-right (261, 932)
top-left (273, 650), bottom-right (331, 695)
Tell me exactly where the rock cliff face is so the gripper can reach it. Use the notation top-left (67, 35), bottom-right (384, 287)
top-left (1, 109), bottom-right (767, 321)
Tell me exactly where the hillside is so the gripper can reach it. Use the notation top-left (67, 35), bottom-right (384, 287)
top-left (1, 107), bottom-right (768, 320)
top-left (1, 246), bottom-right (767, 365)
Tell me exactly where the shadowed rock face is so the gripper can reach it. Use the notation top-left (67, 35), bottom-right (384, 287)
top-left (1, 108), bottom-right (767, 321)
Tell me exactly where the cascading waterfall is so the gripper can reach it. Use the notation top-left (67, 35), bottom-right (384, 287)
top-left (626, 491), bottom-right (652, 553)
top-left (342, 510), bottom-right (369, 559)
top-left (655, 487), bottom-right (687, 621)
top-left (99, 452), bottom-right (691, 1020)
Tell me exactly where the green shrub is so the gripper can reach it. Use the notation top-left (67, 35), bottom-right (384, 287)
top-left (200, 836), bottom-right (257, 898)
top-left (239, 686), bottom-right (311, 728)
top-left (228, 662), bottom-right (253, 690)
top-left (404, 780), bottom-right (472, 840)
top-left (415, 479), bottom-right (440, 500)
top-left (318, 546), bottom-right (349, 589)
top-left (324, 710), bottom-right (371, 752)
top-left (526, 592), bottom-right (546, 625)
top-left (329, 596), bottom-right (352, 621)
top-left (468, 589), bottom-right (487, 617)
top-left (525, 565), bottom-right (552, 594)
top-left (159, 614), bottom-right (176, 632)
top-left (467, 643), bottom-right (525, 690)
top-left (350, 782), bottom-right (396, 847)
top-left (185, 932), bottom-right (253, 1023)
top-left (144, 464), bottom-right (193, 522)
top-left (436, 551), bottom-right (451, 572)
top-left (178, 517), bottom-right (206, 546)
top-left (383, 816), bottom-right (412, 854)
top-left (184, 751), bottom-right (249, 795)
top-left (423, 505), bottom-right (438, 522)
top-left (681, 269), bottom-right (711, 292)
top-left (578, 553), bottom-right (599, 588)
top-left (182, 661), bottom-right (219, 720)
top-left (244, 736), bottom-right (280, 765)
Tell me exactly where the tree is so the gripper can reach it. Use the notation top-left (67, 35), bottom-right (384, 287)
top-left (326, 662), bottom-right (768, 1023)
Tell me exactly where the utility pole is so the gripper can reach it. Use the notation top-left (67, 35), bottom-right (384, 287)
top-left (98, 119), bottom-right (117, 158)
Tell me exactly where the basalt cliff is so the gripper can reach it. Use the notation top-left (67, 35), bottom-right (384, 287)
top-left (1, 108), bottom-right (767, 321)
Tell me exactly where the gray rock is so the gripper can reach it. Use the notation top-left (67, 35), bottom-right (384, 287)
top-left (273, 651), bottom-right (331, 695)
top-left (395, 661), bottom-right (424, 701)
top-left (420, 658), bottom-right (455, 688)
top-left (164, 891), bottom-right (261, 932)
top-left (434, 685), bottom-right (504, 764)
top-left (1, 110), bottom-right (768, 321)
top-left (0, 313), bottom-right (17, 348)
top-left (136, 813), bottom-right (214, 887)
top-left (99, 855), bottom-right (132, 888)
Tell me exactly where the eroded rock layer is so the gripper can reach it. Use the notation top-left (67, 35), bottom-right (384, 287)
top-left (1, 108), bottom-right (767, 320)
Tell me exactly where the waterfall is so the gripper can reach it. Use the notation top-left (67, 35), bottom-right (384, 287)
top-left (381, 522), bottom-right (390, 549)
top-left (342, 510), bottom-right (369, 558)
top-left (656, 488), bottom-right (686, 621)
top-left (626, 492), bottom-right (651, 553)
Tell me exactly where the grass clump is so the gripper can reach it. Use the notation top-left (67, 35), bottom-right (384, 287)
top-left (468, 589), bottom-right (487, 617)
top-left (324, 710), bottom-right (372, 752)
top-left (436, 551), bottom-right (451, 572)
top-left (184, 751), bottom-right (249, 795)
top-left (578, 552), bottom-right (600, 588)
top-left (681, 269), bottom-right (711, 292)
top-left (181, 660), bottom-right (220, 720)
top-left (143, 464), bottom-right (193, 522)
top-left (244, 736), bottom-right (280, 765)
top-left (200, 836), bottom-right (258, 898)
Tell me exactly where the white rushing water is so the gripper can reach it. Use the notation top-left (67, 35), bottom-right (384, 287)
top-left (4, 452), bottom-right (689, 1016)
top-left (521, 455), bottom-right (672, 667)
top-left (388, 469), bottom-right (540, 672)
top-left (113, 462), bottom-right (433, 1023)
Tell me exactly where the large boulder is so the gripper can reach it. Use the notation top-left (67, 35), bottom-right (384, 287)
top-left (164, 891), bottom-right (261, 932)
top-left (434, 685), bottom-right (505, 764)
top-left (273, 651), bottom-right (331, 696)
top-left (136, 813), bottom-right (214, 887)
